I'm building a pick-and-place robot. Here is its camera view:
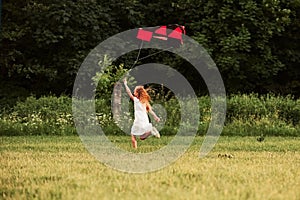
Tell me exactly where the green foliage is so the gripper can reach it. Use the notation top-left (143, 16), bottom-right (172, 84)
top-left (226, 93), bottom-right (300, 125)
top-left (92, 55), bottom-right (130, 100)
top-left (155, 93), bottom-right (300, 137)
top-left (1, 0), bottom-right (120, 94)
top-left (1, 0), bottom-right (300, 96)
top-left (0, 81), bottom-right (29, 113)
top-left (90, 56), bottom-right (132, 135)
top-left (224, 93), bottom-right (300, 136)
top-left (0, 96), bottom-right (75, 136)
top-left (1, 94), bottom-right (299, 136)
top-left (181, 0), bottom-right (295, 92)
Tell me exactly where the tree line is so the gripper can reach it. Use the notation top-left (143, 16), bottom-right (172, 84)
top-left (1, 0), bottom-right (299, 98)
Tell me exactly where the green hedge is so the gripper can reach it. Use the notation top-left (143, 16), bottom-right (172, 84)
top-left (0, 96), bottom-right (75, 136)
top-left (0, 94), bottom-right (299, 136)
top-left (223, 94), bottom-right (300, 136)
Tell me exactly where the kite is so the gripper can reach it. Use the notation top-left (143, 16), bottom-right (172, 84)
top-left (131, 24), bottom-right (186, 68)
top-left (136, 24), bottom-right (186, 46)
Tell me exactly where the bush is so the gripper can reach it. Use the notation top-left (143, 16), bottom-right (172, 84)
top-left (224, 93), bottom-right (300, 136)
top-left (0, 82), bottom-right (30, 114)
top-left (0, 96), bottom-right (75, 136)
top-left (0, 94), bottom-right (299, 136)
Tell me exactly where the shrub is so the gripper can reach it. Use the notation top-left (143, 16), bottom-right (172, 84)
top-left (0, 94), bottom-right (299, 136)
top-left (0, 95), bottom-right (75, 136)
top-left (224, 93), bottom-right (300, 136)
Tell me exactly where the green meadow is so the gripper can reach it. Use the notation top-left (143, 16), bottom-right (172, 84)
top-left (1, 135), bottom-right (300, 200)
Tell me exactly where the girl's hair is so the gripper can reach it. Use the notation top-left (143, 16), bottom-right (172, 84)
top-left (134, 86), bottom-right (151, 111)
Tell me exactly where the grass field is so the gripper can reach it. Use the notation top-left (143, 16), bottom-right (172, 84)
top-left (1, 135), bottom-right (300, 200)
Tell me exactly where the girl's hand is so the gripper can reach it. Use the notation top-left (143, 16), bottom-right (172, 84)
top-left (123, 78), bottom-right (127, 85)
top-left (155, 116), bottom-right (160, 122)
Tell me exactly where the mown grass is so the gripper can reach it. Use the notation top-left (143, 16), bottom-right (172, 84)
top-left (1, 135), bottom-right (300, 200)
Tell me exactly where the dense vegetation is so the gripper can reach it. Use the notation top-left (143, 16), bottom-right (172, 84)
top-left (1, 0), bottom-right (300, 97)
top-left (0, 94), bottom-right (299, 136)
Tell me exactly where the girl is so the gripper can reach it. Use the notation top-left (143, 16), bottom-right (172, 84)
top-left (123, 78), bottom-right (161, 148)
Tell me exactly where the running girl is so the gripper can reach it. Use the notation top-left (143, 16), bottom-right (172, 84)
top-left (123, 78), bottom-right (160, 148)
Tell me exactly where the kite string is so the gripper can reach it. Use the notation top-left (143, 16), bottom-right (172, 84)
top-left (136, 47), bottom-right (173, 62)
top-left (129, 46), bottom-right (173, 70)
top-left (130, 35), bottom-right (177, 70)
top-left (130, 40), bottom-right (144, 69)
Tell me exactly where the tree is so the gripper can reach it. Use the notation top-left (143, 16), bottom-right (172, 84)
top-left (1, 0), bottom-right (299, 97)
top-left (1, 0), bottom-right (119, 94)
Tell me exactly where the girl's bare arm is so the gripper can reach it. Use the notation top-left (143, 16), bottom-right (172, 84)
top-left (149, 109), bottom-right (160, 122)
top-left (123, 79), bottom-right (134, 100)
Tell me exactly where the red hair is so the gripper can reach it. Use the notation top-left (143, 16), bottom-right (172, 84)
top-left (134, 86), bottom-right (151, 111)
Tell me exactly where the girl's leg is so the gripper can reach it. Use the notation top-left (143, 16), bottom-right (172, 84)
top-left (140, 131), bottom-right (151, 140)
top-left (131, 135), bottom-right (137, 148)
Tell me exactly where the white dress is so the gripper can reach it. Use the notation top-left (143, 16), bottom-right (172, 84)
top-left (131, 97), bottom-right (152, 135)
